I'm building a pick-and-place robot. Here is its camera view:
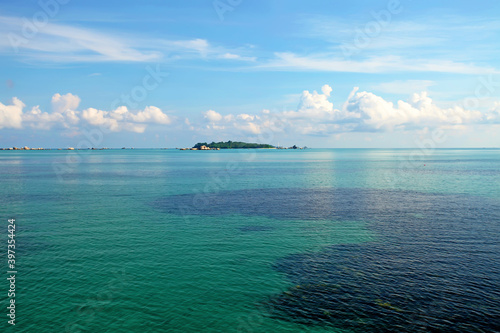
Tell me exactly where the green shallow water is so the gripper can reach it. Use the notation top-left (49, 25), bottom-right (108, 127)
top-left (0, 149), bottom-right (499, 332)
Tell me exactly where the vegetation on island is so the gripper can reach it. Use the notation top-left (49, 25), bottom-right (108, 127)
top-left (193, 141), bottom-right (275, 149)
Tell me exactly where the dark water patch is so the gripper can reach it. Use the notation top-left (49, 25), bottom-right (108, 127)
top-left (268, 242), bottom-right (500, 332)
top-left (260, 189), bottom-right (500, 331)
top-left (154, 187), bottom-right (500, 331)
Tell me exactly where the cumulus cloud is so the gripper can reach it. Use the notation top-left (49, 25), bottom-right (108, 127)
top-left (81, 107), bottom-right (121, 131)
top-left (189, 84), bottom-right (500, 137)
top-left (285, 85), bottom-right (493, 133)
top-left (48, 93), bottom-right (81, 126)
top-left (486, 102), bottom-right (500, 122)
top-left (4, 87), bottom-right (500, 140)
top-left (321, 84), bottom-right (332, 96)
top-left (344, 89), bottom-right (484, 131)
top-left (52, 93), bottom-right (81, 113)
top-left (129, 106), bottom-right (172, 124)
top-left (195, 109), bottom-right (267, 136)
top-left (0, 93), bottom-right (173, 133)
top-left (282, 84), bottom-right (336, 121)
top-left (234, 114), bottom-right (261, 134)
top-left (23, 105), bottom-right (66, 130)
top-left (204, 110), bottom-right (223, 123)
top-left (81, 105), bottom-right (171, 133)
top-left (0, 97), bottom-right (24, 129)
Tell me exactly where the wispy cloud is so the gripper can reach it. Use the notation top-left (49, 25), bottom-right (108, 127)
top-left (255, 53), bottom-right (496, 74)
top-left (218, 53), bottom-right (256, 62)
top-left (0, 15), bottom-right (256, 64)
top-left (1, 13), bottom-right (498, 76)
top-left (300, 16), bottom-right (500, 61)
top-left (0, 15), bottom-right (160, 62)
top-left (250, 15), bottom-right (500, 74)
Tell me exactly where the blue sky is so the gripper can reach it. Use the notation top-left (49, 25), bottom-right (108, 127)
top-left (1, 0), bottom-right (500, 148)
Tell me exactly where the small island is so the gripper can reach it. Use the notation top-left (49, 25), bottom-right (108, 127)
top-left (177, 141), bottom-right (307, 150)
top-left (194, 141), bottom-right (275, 149)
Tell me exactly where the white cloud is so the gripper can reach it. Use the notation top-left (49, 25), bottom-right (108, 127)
top-left (235, 121), bottom-right (261, 135)
top-left (81, 105), bottom-right (171, 132)
top-left (189, 84), bottom-right (500, 137)
top-left (52, 93), bottom-right (81, 113)
top-left (321, 84), bottom-right (332, 96)
top-left (164, 38), bottom-right (210, 57)
top-left (219, 53), bottom-right (257, 62)
top-left (237, 113), bottom-right (256, 121)
top-left (3, 87), bottom-right (500, 140)
top-left (283, 85), bottom-right (335, 120)
top-left (258, 16), bottom-right (498, 76)
top-left (220, 53), bottom-right (241, 59)
top-left (199, 109), bottom-right (263, 136)
top-left (0, 16), bottom-right (161, 62)
top-left (341, 88), bottom-right (485, 131)
top-left (51, 93), bottom-right (81, 126)
top-left (0, 93), bottom-right (174, 133)
top-left (22, 96), bottom-right (80, 130)
top-left (0, 97), bottom-right (24, 129)
top-left (259, 53), bottom-right (495, 74)
top-left (81, 108), bottom-right (119, 130)
top-left (23, 105), bottom-right (66, 130)
top-left (486, 102), bottom-right (500, 122)
top-left (0, 16), bottom-right (256, 64)
top-left (18, 92), bottom-right (82, 130)
top-left (301, 17), bottom-right (500, 66)
top-left (129, 106), bottom-right (172, 124)
top-left (204, 110), bottom-right (223, 122)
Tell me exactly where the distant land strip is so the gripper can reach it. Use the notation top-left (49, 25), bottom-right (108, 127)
top-left (1, 142), bottom-right (308, 150)
top-left (180, 141), bottom-right (307, 150)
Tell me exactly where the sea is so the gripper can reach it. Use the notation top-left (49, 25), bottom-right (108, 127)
top-left (0, 148), bottom-right (499, 332)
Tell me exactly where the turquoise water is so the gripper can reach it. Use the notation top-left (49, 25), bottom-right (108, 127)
top-left (0, 149), bottom-right (499, 332)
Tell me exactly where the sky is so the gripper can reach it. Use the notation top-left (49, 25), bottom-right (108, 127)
top-left (1, 0), bottom-right (500, 148)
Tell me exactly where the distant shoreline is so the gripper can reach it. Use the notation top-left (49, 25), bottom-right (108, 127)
top-left (2, 147), bottom-right (498, 151)
top-left (0, 147), bottom-right (285, 151)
